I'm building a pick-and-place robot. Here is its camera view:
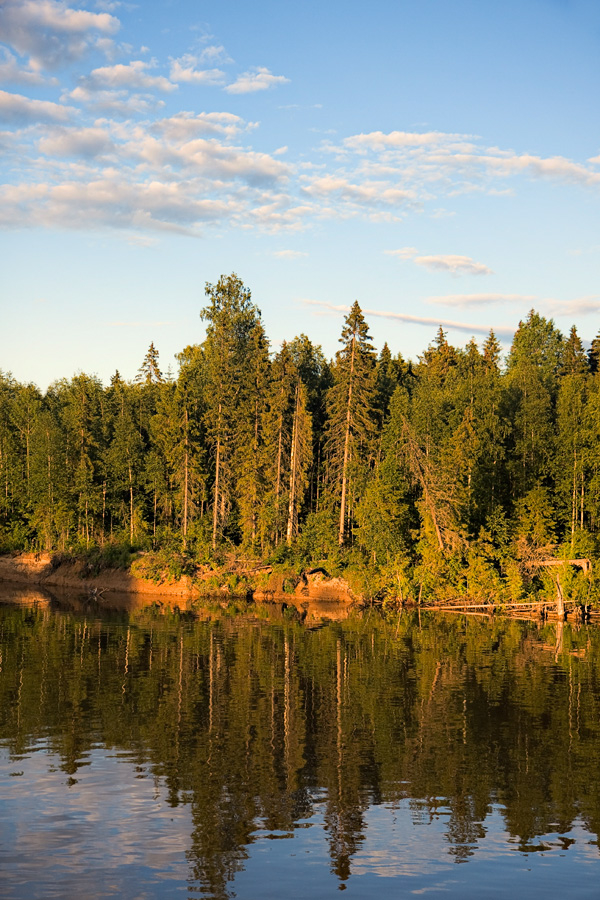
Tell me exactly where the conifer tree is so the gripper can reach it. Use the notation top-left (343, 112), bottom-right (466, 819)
top-left (106, 376), bottom-right (143, 543)
top-left (170, 345), bottom-right (206, 547)
top-left (288, 334), bottom-right (331, 512)
top-left (262, 342), bottom-right (296, 546)
top-left (58, 374), bottom-right (104, 546)
top-left (200, 274), bottom-right (264, 548)
top-left (235, 321), bottom-right (270, 550)
top-left (0, 373), bottom-right (25, 533)
top-left (286, 380), bottom-right (312, 544)
top-left (506, 310), bottom-right (564, 498)
top-left (588, 330), bottom-right (600, 375)
top-left (136, 342), bottom-right (164, 385)
top-left (561, 325), bottom-right (588, 376)
top-left (324, 302), bottom-right (377, 546)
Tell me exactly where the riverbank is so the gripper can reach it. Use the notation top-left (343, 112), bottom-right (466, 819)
top-left (0, 552), bottom-right (361, 607)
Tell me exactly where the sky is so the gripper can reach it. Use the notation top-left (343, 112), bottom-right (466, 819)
top-left (1, 0), bottom-right (599, 389)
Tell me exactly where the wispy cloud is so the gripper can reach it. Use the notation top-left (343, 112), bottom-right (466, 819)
top-left (272, 249), bottom-right (307, 259)
top-left (429, 293), bottom-right (536, 307)
top-left (343, 130), bottom-right (475, 151)
top-left (547, 296), bottom-right (600, 316)
top-left (225, 67), bottom-right (289, 94)
top-left (415, 254), bottom-right (493, 276)
top-left (106, 320), bottom-right (174, 327)
top-left (300, 298), bottom-right (514, 338)
top-left (426, 293), bottom-right (600, 317)
top-left (303, 175), bottom-right (416, 214)
top-left (384, 247), bottom-right (418, 260)
top-left (385, 247), bottom-right (493, 275)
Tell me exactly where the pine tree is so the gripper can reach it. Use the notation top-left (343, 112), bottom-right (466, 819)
top-left (324, 302), bottom-right (377, 546)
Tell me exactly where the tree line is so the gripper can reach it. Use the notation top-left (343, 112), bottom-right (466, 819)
top-left (2, 272), bottom-right (600, 601)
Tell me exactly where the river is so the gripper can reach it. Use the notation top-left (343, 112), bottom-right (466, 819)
top-left (0, 585), bottom-right (599, 898)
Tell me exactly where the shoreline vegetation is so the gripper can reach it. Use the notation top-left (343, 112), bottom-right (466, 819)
top-left (2, 273), bottom-right (600, 615)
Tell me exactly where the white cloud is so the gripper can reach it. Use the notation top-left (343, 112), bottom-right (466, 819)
top-left (0, 177), bottom-right (230, 233)
top-left (0, 0), bottom-right (120, 71)
top-left (84, 61), bottom-right (176, 92)
top-left (415, 254), bottom-right (493, 276)
top-left (0, 108), bottom-right (293, 236)
top-left (272, 249), bottom-right (307, 258)
top-left (38, 126), bottom-right (114, 159)
top-left (0, 89), bottom-right (73, 123)
top-left (169, 55), bottom-right (225, 85)
top-left (120, 132), bottom-right (289, 185)
top-left (151, 111), bottom-right (246, 141)
top-left (225, 67), bottom-right (289, 94)
top-left (65, 85), bottom-right (163, 117)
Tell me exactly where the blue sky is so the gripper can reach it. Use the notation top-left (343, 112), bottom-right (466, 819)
top-left (1, 0), bottom-right (599, 388)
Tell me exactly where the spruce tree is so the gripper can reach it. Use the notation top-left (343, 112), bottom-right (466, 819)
top-left (200, 274), bottom-right (264, 549)
top-left (286, 379), bottom-right (312, 544)
top-left (324, 302), bottom-right (377, 546)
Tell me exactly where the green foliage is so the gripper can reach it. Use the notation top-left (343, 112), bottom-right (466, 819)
top-left (2, 285), bottom-right (600, 606)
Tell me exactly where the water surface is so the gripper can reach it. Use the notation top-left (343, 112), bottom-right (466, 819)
top-left (1, 586), bottom-right (599, 898)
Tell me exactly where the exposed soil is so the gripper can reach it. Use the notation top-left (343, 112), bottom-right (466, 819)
top-left (0, 553), bottom-right (359, 609)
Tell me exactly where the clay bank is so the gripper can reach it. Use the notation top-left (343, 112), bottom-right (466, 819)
top-left (0, 552), bottom-right (360, 612)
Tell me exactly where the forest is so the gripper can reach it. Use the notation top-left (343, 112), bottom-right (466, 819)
top-left (2, 272), bottom-right (600, 605)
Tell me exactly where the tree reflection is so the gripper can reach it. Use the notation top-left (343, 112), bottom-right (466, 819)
top-left (1, 599), bottom-right (600, 896)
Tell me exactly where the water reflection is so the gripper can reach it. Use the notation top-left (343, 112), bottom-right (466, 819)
top-left (1, 588), bottom-right (600, 898)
